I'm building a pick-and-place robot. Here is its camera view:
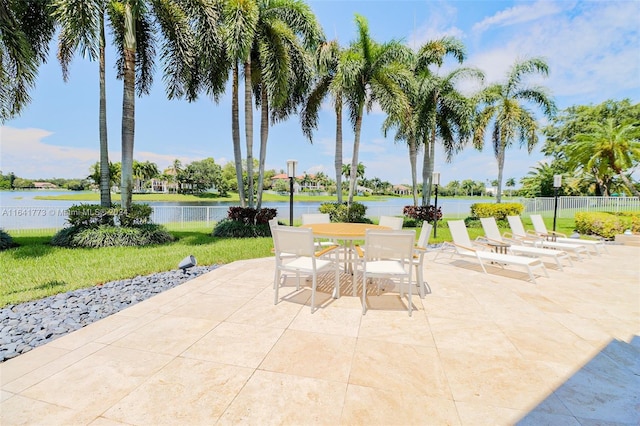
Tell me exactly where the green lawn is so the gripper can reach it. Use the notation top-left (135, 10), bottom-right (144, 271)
top-left (1, 215), bottom-right (579, 308)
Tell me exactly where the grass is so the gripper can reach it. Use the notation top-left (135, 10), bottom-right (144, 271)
top-left (1, 215), bottom-right (577, 308)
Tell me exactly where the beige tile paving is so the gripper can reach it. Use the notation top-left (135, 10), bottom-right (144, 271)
top-left (1, 244), bottom-right (638, 425)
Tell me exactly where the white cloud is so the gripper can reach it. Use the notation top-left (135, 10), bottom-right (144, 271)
top-left (408, 1), bottom-right (464, 48)
top-left (472, 0), bottom-right (572, 33)
top-left (0, 126), bottom-right (202, 179)
top-left (466, 1), bottom-right (640, 104)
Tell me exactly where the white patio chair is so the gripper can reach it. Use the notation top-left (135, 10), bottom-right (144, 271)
top-left (506, 215), bottom-right (590, 260)
top-left (479, 217), bottom-right (572, 271)
top-left (271, 226), bottom-right (340, 312)
top-left (530, 214), bottom-right (607, 255)
top-left (378, 215), bottom-right (404, 230)
top-left (411, 221), bottom-right (432, 297)
top-left (442, 220), bottom-right (548, 285)
top-left (356, 229), bottom-right (416, 316)
top-left (301, 213), bottom-right (335, 248)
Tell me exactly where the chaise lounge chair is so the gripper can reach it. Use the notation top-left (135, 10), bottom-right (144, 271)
top-left (529, 214), bottom-right (608, 255)
top-left (438, 220), bottom-right (549, 284)
top-left (479, 217), bottom-right (572, 271)
top-left (506, 216), bottom-right (590, 260)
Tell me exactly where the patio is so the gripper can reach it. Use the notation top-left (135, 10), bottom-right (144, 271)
top-left (1, 244), bottom-right (639, 425)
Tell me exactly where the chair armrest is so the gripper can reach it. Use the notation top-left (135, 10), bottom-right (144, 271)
top-left (414, 245), bottom-right (427, 252)
top-left (315, 244), bottom-right (340, 258)
top-left (452, 242), bottom-right (477, 252)
top-left (354, 245), bottom-right (364, 258)
top-left (548, 230), bottom-right (567, 238)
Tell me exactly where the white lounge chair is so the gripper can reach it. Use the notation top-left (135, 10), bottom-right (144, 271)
top-left (529, 214), bottom-right (608, 255)
top-left (506, 216), bottom-right (590, 260)
top-left (441, 220), bottom-right (549, 284)
top-left (479, 217), bottom-right (572, 271)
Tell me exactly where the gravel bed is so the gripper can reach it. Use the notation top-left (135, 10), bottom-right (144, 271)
top-left (0, 265), bottom-right (219, 363)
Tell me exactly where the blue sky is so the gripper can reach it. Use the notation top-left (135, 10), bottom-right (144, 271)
top-left (1, 0), bottom-right (638, 186)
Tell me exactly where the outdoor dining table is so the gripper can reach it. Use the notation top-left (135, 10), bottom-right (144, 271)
top-left (300, 222), bottom-right (390, 297)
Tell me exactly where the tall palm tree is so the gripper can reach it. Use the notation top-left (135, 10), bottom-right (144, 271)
top-left (568, 118), bottom-right (640, 196)
top-left (53, 0), bottom-right (112, 207)
top-left (108, 0), bottom-right (195, 210)
top-left (221, 0), bottom-right (258, 208)
top-left (414, 37), bottom-right (480, 206)
top-left (0, 0), bottom-right (55, 122)
top-left (338, 14), bottom-right (412, 205)
top-left (473, 57), bottom-right (556, 203)
top-left (301, 39), bottom-right (345, 203)
top-left (250, 0), bottom-right (323, 209)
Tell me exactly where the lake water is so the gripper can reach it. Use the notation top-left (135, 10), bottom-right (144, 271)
top-left (0, 190), bottom-right (476, 230)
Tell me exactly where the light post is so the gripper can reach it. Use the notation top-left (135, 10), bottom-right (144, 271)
top-left (432, 172), bottom-right (440, 238)
top-left (553, 174), bottom-right (561, 232)
top-left (287, 159), bottom-right (297, 226)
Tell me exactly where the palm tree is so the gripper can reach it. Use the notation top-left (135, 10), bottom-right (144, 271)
top-left (414, 37), bottom-right (480, 206)
top-left (568, 118), bottom-right (640, 196)
top-left (338, 14), bottom-right (412, 205)
top-left (0, 0), bottom-right (55, 122)
top-left (473, 57), bottom-right (556, 203)
top-left (251, 0), bottom-right (323, 209)
top-left (301, 39), bottom-right (346, 203)
top-left (505, 177), bottom-right (516, 197)
top-left (107, 0), bottom-right (196, 210)
top-left (221, 0), bottom-right (258, 208)
top-left (53, 0), bottom-right (112, 207)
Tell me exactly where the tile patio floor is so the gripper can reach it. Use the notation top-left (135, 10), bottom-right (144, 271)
top-left (1, 244), bottom-right (639, 425)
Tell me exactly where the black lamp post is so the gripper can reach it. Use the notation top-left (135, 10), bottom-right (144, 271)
top-left (553, 174), bottom-right (561, 232)
top-left (287, 159), bottom-right (297, 226)
top-left (432, 172), bottom-right (440, 238)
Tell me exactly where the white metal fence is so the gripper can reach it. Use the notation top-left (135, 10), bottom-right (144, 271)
top-left (2, 196), bottom-right (638, 234)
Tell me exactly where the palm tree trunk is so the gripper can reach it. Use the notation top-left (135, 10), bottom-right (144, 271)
top-left (347, 106), bottom-right (364, 205)
top-left (232, 62), bottom-right (246, 207)
top-left (244, 59), bottom-right (254, 209)
top-left (496, 143), bottom-right (505, 203)
top-left (408, 135), bottom-right (418, 206)
top-left (421, 132), bottom-right (434, 207)
top-left (256, 89), bottom-right (268, 209)
top-left (98, 9), bottom-right (110, 208)
top-left (617, 170), bottom-right (640, 197)
top-left (120, 2), bottom-right (135, 211)
top-left (334, 99), bottom-right (343, 204)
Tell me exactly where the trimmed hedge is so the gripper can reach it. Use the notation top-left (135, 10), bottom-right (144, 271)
top-left (470, 203), bottom-right (524, 220)
top-left (575, 211), bottom-right (640, 239)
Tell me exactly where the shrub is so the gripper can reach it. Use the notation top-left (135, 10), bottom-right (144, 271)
top-left (212, 219), bottom-right (271, 238)
top-left (66, 203), bottom-right (153, 227)
top-left (470, 203), bottom-right (524, 220)
top-left (574, 212), bottom-right (626, 239)
top-left (52, 224), bottom-right (174, 248)
top-left (117, 204), bottom-right (153, 227)
top-left (67, 204), bottom-right (115, 227)
top-left (0, 229), bottom-right (15, 250)
top-left (319, 202), bottom-right (370, 223)
top-left (226, 207), bottom-right (276, 225)
top-left (403, 205), bottom-right (442, 223)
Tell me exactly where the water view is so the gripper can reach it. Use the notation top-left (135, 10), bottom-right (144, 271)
top-left (0, 190), bottom-right (477, 230)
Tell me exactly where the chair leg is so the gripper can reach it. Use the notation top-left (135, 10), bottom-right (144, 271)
top-left (361, 272), bottom-right (367, 315)
top-left (407, 275), bottom-right (412, 317)
top-left (310, 274), bottom-right (317, 313)
top-left (273, 268), bottom-right (280, 305)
